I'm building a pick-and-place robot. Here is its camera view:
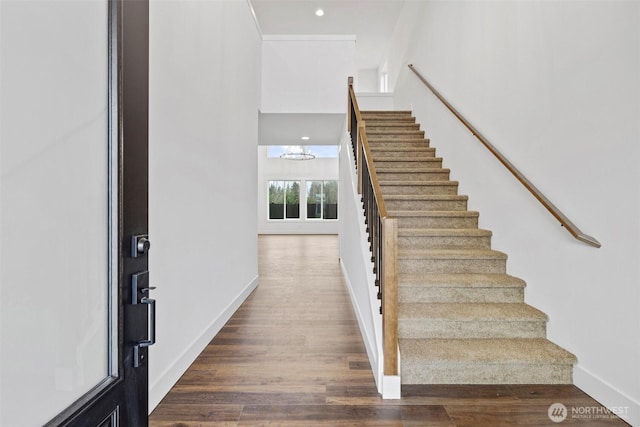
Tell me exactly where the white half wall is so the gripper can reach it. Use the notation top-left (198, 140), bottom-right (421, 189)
top-left (149, 0), bottom-right (261, 411)
top-left (261, 35), bottom-right (356, 113)
top-left (257, 146), bottom-right (338, 234)
top-left (391, 2), bottom-right (639, 424)
top-left (338, 132), bottom-right (383, 393)
top-left (355, 93), bottom-right (395, 112)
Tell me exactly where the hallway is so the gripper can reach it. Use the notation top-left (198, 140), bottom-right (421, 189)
top-left (149, 235), bottom-right (627, 426)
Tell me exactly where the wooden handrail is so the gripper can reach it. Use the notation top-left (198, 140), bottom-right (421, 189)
top-left (348, 77), bottom-right (398, 377)
top-left (408, 64), bottom-right (601, 248)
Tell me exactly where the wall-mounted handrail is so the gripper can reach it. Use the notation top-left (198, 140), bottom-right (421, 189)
top-left (408, 64), bottom-right (601, 248)
top-left (347, 77), bottom-right (399, 377)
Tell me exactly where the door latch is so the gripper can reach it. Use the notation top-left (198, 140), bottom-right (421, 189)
top-left (127, 270), bottom-right (156, 368)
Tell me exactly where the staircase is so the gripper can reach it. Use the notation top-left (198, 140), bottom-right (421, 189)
top-left (361, 110), bottom-right (576, 384)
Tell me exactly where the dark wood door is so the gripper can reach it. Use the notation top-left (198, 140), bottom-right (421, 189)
top-left (45, 0), bottom-right (151, 425)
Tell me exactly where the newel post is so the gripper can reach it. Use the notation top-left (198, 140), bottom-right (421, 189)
top-left (357, 121), bottom-right (365, 195)
top-left (382, 217), bottom-right (398, 376)
top-left (347, 76), bottom-right (353, 133)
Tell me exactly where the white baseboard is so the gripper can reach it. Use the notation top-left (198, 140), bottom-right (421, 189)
top-left (340, 259), bottom-right (381, 393)
top-left (382, 375), bottom-right (401, 400)
top-left (148, 275), bottom-right (259, 412)
top-left (574, 364), bottom-right (639, 426)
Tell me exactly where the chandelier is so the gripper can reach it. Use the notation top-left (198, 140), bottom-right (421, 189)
top-left (279, 145), bottom-right (315, 160)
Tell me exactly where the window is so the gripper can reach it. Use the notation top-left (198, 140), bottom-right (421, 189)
top-left (379, 72), bottom-right (388, 93)
top-left (306, 180), bottom-right (338, 220)
top-left (268, 181), bottom-right (300, 219)
top-left (268, 180), bottom-right (338, 221)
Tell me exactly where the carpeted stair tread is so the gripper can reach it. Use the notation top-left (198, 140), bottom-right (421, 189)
top-left (391, 210), bottom-right (478, 217)
top-left (398, 248), bottom-right (507, 260)
top-left (374, 157), bottom-right (442, 163)
top-left (369, 143), bottom-right (432, 151)
top-left (398, 303), bottom-right (547, 321)
top-left (377, 167), bottom-right (450, 173)
top-left (368, 123), bottom-right (420, 130)
top-left (399, 338), bottom-right (576, 364)
top-left (370, 147), bottom-right (434, 153)
top-left (398, 273), bottom-right (525, 288)
top-left (380, 181), bottom-right (459, 194)
top-left (398, 273), bottom-right (526, 303)
top-left (367, 129), bottom-right (424, 135)
top-left (360, 110), bottom-right (413, 116)
top-left (386, 195), bottom-right (468, 212)
top-left (367, 139), bottom-right (431, 147)
top-left (398, 228), bottom-right (490, 237)
top-left (364, 118), bottom-right (417, 125)
top-left (361, 110), bottom-right (412, 116)
top-left (385, 194), bottom-right (468, 202)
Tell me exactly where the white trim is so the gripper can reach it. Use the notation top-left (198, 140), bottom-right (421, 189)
top-left (574, 364), bottom-right (639, 426)
top-left (245, 0), bottom-right (263, 39)
top-left (382, 375), bottom-right (401, 400)
top-left (148, 275), bottom-right (260, 412)
top-left (340, 259), bottom-right (380, 391)
top-left (262, 34), bottom-right (356, 42)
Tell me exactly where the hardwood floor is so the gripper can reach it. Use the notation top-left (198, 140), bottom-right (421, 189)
top-left (149, 235), bottom-right (628, 426)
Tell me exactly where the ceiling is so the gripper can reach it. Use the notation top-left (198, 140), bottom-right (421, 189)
top-left (251, 0), bottom-right (405, 71)
top-left (259, 113), bottom-right (345, 146)
top-left (253, 1), bottom-right (405, 147)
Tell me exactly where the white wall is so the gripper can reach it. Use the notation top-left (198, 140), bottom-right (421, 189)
top-left (383, 1), bottom-right (425, 93)
top-left (261, 35), bottom-right (356, 113)
top-left (149, 0), bottom-right (261, 411)
top-left (257, 146), bottom-right (338, 234)
top-left (355, 93), bottom-right (394, 112)
top-left (356, 67), bottom-right (378, 93)
top-left (390, 2), bottom-right (640, 424)
top-left (338, 132), bottom-right (383, 393)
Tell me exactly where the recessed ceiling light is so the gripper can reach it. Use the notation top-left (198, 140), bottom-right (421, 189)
top-left (301, 136), bottom-right (310, 140)
top-left (315, 8), bottom-right (324, 17)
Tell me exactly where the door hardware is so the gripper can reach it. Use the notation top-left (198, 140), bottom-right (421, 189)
top-left (128, 270), bottom-right (157, 367)
top-left (131, 234), bottom-right (150, 258)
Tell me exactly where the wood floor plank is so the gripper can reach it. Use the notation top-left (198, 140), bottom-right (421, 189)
top-left (150, 235), bottom-right (628, 426)
top-left (238, 405), bottom-right (402, 424)
top-left (150, 404), bottom-right (242, 422)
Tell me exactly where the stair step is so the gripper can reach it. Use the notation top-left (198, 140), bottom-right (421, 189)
top-left (385, 195), bottom-right (468, 211)
top-left (363, 117), bottom-right (416, 125)
top-left (374, 157), bottom-right (443, 169)
top-left (371, 147), bottom-right (437, 158)
top-left (398, 303), bottom-right (547, 339)
top-left (390, 210), bottom-right (479, 229)
top-left (398, 228), bottom-right (492, 249)
top-left (398, 249), bottom-right (507, 274)
top-left (367, 139), bottom-right (431, 149)
top-left (367, 123), bottom-right (421, 131)
top-left (377, 168), bottom-right (450, 181)
top-left (399, 338), bottom-right (576, 384)
top-left (366, 130), bottom-right (425, 139)
top-left (398, 273), bottom-right (525, 303)
top-left (381, 181), bottom-right (458, 195)
top-left (361, 110), bottom-right (412, 118)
